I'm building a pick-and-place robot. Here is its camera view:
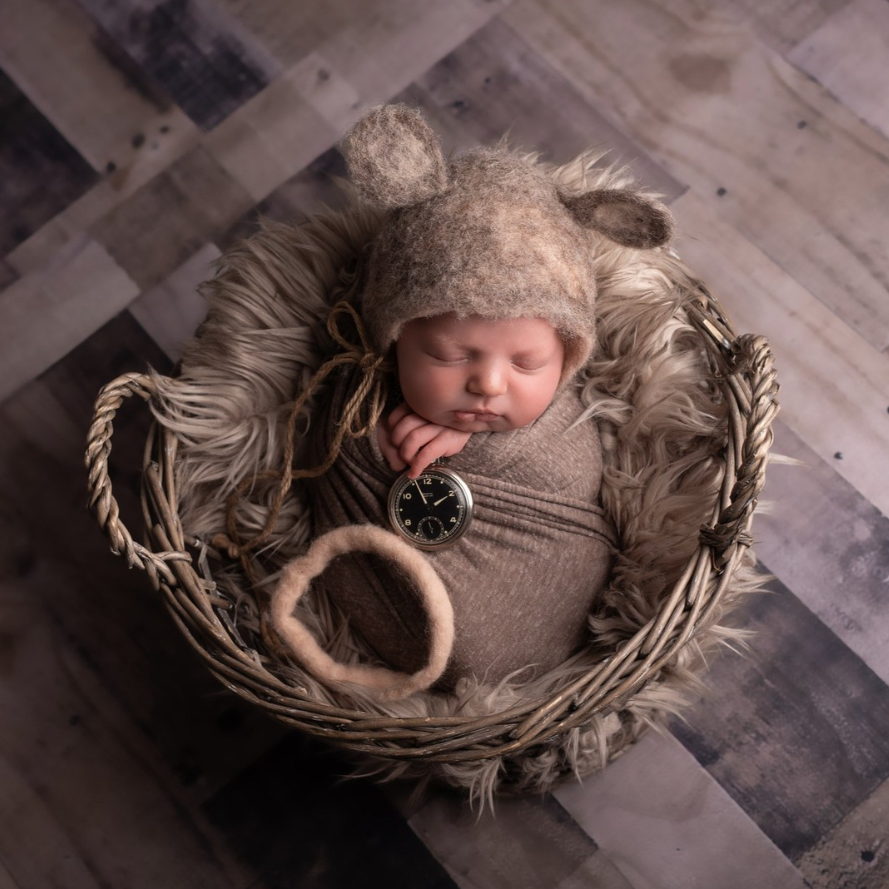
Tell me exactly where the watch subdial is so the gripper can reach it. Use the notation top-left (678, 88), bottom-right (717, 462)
top-left (417, 515), bottom-right (445, 542)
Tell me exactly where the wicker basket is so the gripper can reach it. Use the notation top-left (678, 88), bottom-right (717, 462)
top-left (86, 274), bottom-right (778, 781)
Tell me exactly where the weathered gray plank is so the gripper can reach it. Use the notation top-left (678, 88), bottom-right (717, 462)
top-left (406, 17), bottom-right (686, 199)
top-left (669, 189), bottom-right (889, 519)
top-left (506, 0), bottom-right (889, 350)
top-left (0, 0), bottom-right (168, 171)
top-left (74, 0), bottom-right (278, 130)
top-left (788, 0), bottom-right (889, 140)
top-left (555, 731), bottom-right (808, 889)
top-left (0, 312), bottom-right (285, 807)
top-left (693, 0), bottom-right (855, 53)
top-left (755, 420), bottom-right (889, 686)
top-left (670, 580), bottom-right (889, 862)
top-left (0, 237), bottom-right (140, 405)
top-left (201, 72), bottom-right (340, 202)
top-left (0, 595), bottom-right (254, 888)
top-left (89, 145), bottom-right (254, 290)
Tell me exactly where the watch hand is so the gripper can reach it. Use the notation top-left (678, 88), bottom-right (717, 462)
top-left (413, 480), bottom-right (429, 503)
top-left (433, 494), bottom-right (450, 506)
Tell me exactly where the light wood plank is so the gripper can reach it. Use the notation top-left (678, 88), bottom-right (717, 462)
top-left (406, 18), bottom-right (685, 199)
top-left (268, 50), bottom-right (365, 134)
top-left (692, 0), bottom-right (855, 53)
top-left (756, 420), bottom-right (889, 686)
top-left (797, 775), bottom-right (889, 889)
top-left (129, 243), bottom-right (218, 361)
top-left (0, 236), bottom-right (139, 404)
top-left (212, 0), bottom-right (349, 67)
top-left (789, 0), bottom-right (889, 141)
top-left (554, 732), bottom-right (808, 889)
top-left (504, 0), bottom-right (889, 350)
top-left (0, 0), bottom-right (167, 171)
top-left (670, 189), bottom-right (889, 517)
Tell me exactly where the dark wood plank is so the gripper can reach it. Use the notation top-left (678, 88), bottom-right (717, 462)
top-left (0, 68), bottom-right (98, 257)
top-left (75, 0), bottom-right (274, 130)
top-left (204, 732), bottom-right (459, 889)
top-left (90, 145), bottom-right (254, 290)
top-left (670, 579), bottom-right (889, 863)
top-left (0, 564), bottom-right (252, 888)
top-left (401, 17), bottom-right (687, 199)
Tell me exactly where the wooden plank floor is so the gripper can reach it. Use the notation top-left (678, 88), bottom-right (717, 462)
top-left (2, 1), bottom-right (888, 886)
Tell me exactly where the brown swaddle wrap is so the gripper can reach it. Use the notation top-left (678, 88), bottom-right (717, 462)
top-left (304, 365), bottom-right (616, 690)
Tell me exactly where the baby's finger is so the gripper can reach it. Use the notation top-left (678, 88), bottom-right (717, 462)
top-left (408, 438), bottom-right (451, 478)
top-left (407, 429), bottom-right (472, 477)
top-left (397, 423), bottom-right (442, 465)
top-left (389, 411), bottom-right (435, 449)
top-left (385, 401), bottom-right (413, 431)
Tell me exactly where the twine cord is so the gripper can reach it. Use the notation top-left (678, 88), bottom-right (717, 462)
top-left (211, 301), bottom-right (393, 582)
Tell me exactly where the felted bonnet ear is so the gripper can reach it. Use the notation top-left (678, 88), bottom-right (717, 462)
top-left (339, 105), bottom-right (449, 208)
top-left (563, 189), bottom-right (674, 250)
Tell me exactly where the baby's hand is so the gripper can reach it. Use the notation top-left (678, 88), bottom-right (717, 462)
top-left (377, 403), bottom-right (471, 478)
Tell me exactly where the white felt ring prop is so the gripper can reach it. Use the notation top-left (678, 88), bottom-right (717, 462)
top-left (270, 524), bottom-right (455, 701)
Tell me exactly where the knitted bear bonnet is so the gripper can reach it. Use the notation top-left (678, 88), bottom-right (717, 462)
top-left (340, 104), bottom-right (675, 381)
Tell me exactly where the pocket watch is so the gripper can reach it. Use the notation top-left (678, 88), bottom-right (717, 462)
top-left (387, 464), bottom-right (473, 550)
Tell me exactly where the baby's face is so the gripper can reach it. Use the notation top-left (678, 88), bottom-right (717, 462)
top-left (395, 314), bottom-right (564, 433)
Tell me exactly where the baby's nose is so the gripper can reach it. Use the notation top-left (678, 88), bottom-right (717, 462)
top-left (468, 362), bottom-right (508, 396)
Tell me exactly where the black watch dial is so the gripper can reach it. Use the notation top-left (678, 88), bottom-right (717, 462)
top-left (387, 466), bottom-right (473, 550)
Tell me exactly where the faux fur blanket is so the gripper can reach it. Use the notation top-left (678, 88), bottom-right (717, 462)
top-left (149, 151), bottom-right (764, 802)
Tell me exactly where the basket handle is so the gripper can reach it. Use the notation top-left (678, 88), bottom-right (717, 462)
top-left (85, 372), bottom-right (190, 588)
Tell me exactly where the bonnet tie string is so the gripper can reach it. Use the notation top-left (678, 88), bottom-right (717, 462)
top-left (211, 301), bottom-right (393, 584)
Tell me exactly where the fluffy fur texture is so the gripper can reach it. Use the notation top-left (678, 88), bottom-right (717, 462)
top-left (341, 105), bottom-right (674, 383)
top-left (149, 147), bottom-right (765, 804)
